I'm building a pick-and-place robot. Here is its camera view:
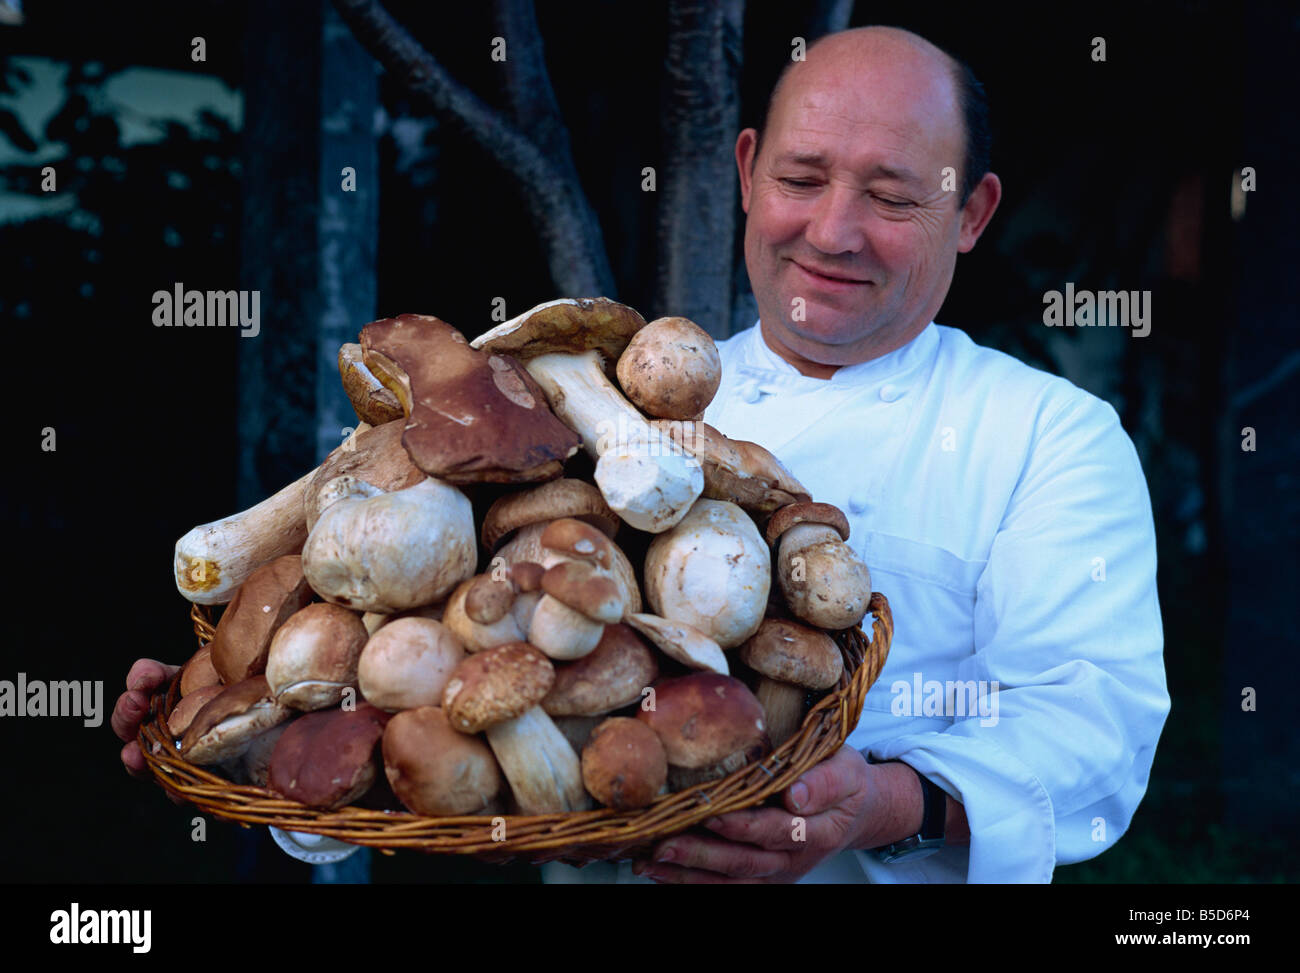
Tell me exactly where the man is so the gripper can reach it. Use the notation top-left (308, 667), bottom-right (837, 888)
top-left (598, 25), bottom-right (1168, 883)
top-left (115, 26), bottom-right (1169, 884)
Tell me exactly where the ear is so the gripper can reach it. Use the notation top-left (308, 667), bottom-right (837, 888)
top-left (957, 172), bottom-right (1002, 253)
top-left (735, 128), bottom-right (759, 214)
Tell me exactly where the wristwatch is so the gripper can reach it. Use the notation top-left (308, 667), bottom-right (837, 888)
top-left (868, 758), bottom-right (946, 864)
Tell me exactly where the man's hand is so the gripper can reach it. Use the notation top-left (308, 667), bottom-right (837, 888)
top-left (112, 658), bottom-right (181, 780)
top-left (632, 746), bottom-right (917, 883)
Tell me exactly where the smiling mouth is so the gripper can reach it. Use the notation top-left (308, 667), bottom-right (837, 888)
top-left (791, 260), bottom-right (870, 285)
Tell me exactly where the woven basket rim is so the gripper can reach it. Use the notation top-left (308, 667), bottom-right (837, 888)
top-left (141, 592), bottom-right (893, 865)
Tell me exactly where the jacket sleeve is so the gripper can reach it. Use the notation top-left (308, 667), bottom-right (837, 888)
top-left (862, 392), bottom-right (1169, 882)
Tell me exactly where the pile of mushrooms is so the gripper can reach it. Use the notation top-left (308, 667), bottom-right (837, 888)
top-left (167, 300), bottom-right (875, 819)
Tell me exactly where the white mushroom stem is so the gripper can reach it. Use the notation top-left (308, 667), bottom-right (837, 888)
top-left (754, 677), bottom-right (807, 749)
top-left (528, 595), bottom-right (605, 660)
top-left (484, 706), bottom-right (591, 814)
top-left (521, 350), bottom-right (703, 533)
top-left (174, 425), bottom-right (369, 605)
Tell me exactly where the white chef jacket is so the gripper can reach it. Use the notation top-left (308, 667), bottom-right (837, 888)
top-left (692, 320), bottom-right (1169, 883)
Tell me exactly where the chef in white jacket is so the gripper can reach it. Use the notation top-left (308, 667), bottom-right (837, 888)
top-left (611, 26), bottom-right (1169, 884)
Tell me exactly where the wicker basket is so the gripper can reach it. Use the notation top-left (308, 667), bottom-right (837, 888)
top-left (140, 592), bottom-right (893, 866)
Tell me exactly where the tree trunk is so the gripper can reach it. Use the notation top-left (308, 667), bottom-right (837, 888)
top-left (654, 0), bottom-right (744, 339)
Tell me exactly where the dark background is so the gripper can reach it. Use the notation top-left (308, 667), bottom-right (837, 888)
top-left (1, 0), bottom-right (1296, 883)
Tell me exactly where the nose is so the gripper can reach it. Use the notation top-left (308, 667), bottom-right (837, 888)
top-left (803, 182), bottom-right (866, 255)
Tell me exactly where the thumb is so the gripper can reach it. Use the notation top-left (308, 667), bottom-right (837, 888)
top-left (783, 746), bottom-right (867, 816)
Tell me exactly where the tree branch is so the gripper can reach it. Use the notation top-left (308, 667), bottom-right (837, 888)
top-left (807, 0), bottom-right (855, 38)
top-left (331, 0), bottom-right (615, 298)
top-left (492, 0), bottom-right (568, 161)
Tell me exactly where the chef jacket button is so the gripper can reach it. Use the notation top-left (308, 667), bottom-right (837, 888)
top-left (879, 384), bottom-right (902, 402)
top-left (739, 379), bottom-right (763, 403)
top-left (848, 492), bottom-right (870, 514)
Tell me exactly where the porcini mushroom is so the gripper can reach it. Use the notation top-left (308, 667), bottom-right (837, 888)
top-left (657, 420), bottom-right (812, 515)
top-left (615, 316), bottom-right (721, 420)
top-left (382, 707), bottom-right (503, 816)
top-left (581, 717), bottom-right (668, 811)
top-left (636, 673), bottom-right (770, 788)
top-left (643, 498), bottom-right (770, 648)
top-left (264, 602), bottom-right (370, 711)
top-left (357, 616), bottom-right (466, 711)
top-left (173, 425), bottom-right (369, 605)
top-left (268, 703), bottom-right (390, 810)
top-left (180, 676), bottom-right (292, 765)
top-left (766, 502), bottom-right (873, 629)
top-left (360, 313), bottom-right (581, 483)
top-left (542, 623), bottom-right (658, 717)
top-left (442, 644), bottom-right (589, 813)
top-left (625, 613), bottom-right (728, 675)
top-left (208, 555), bottom-right (314, 684)
top-left (471, 298), bottom-right (704, 532)
top-left (301, 477), bottom-right (476, 613)
top-left (736, 618), bottom-right (844, 747)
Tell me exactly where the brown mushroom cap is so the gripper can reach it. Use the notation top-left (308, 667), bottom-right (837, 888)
top-left (636, 673), bottom-right (766, 768)
top-left (180, 676), bottom-right (292, 765)
top-left (268, 703), bottom-right (391, 810)
top-left (581, 717), bottom-right (668, 811)
top-left (167, 683), bottom-right (223, 737)
top-left (338, 342), bottom-right (404, 426)
top-left (659, 421), bottom-right (812, 514)
top-left (480, 478), bottom-right (619, 552)
top-left (470, 297), bottom-right (647, 378)
top-left (765, 501), bottom-right (851, 546)
top-left (616, 316), bottom-right (721, 420)
top-left (539, 518), bottom-right (616, 569)
top-left (304, 419), bottom-right (427, 530)
top-left (382, 707), bottom-right (503, 816)
top-left (357, 617), bottom-right (466, 711)
top-left (359, 314), bottom-right (581, 483)
top-left (542, 623), bottom-right (659, 717)
top-left (541, 561), bottom-right (624, 624)
top-left (736, 618), bottom-right (844, 690)
top-left (463, 573), bottom-right (515, 625)
top-left (179, 644), bottom-right (222, 697)
top-left (442, 642), bottom-right (556, 734)
top-left (208, 555), bottom-right (314, 685)
top-left (265, 602), bottom-right (370, 711)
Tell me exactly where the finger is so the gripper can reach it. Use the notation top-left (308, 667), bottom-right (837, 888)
top-left (637, 861), bottom-right (767, 884)
top-left (783, 745), bottom-right (869, 816)
top-left (640, 832), bottom-right (788, 880)
top-left (121, 740), bottom-right (149, 779)
top-left (702, 807), bottom-right (811, 851)
top-left (126, 659), bottom-right (181, 694)
top-left (111, 689), bottom-right (152, 742)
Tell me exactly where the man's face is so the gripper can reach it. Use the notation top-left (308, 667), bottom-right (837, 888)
top-left (738, 37), bottom-right (979, 368)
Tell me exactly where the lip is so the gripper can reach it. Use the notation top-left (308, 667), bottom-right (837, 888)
top-left (790, 260), bottom-right (870, 290)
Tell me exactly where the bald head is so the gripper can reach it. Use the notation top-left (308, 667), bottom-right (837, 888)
top-left (755, 27), bottom-right (989, 205)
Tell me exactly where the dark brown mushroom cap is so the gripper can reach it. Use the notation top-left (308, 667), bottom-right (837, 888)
top-left (581, 717), bottom-right (667, 811)
top-left (470, 298), bottom-right (647, 378)
top-left (180, 676), bottom-right (292, 764)
top-left (480, 478), bottom-right (619, 552)
top-left (209, 555), bottom-right (313, 685)
top-left (764, 501), bottom-right (851, 546)
top-left (442, 642), bottom-right (556, 734)
top-left (539, 518), bottom-right (616, 569)
top-left (636, 673), bottom-right (767, 768)
top-left (268, 703), bottom-right (391, 810)
top-left (382, 707), bottom-right (502, 816)
top-left (359, 314), bottom-right (581, 484)
top-left (736, 618), bottom-right (844, 690)
top-left (542, 623), bottom-right (658, 717)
